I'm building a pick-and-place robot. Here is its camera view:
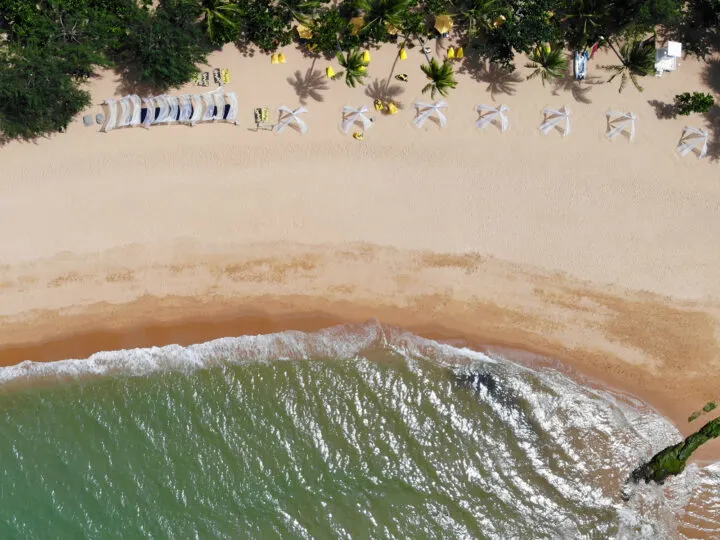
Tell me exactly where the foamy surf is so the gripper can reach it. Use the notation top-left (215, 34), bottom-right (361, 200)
top-left (0, 321), bottom-right (716, 538)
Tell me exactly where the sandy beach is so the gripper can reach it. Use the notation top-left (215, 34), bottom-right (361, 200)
top-left (1, 40), bottom-right (719, 462)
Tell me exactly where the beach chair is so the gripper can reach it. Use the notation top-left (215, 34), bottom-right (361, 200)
top-left (254, 107), bottom-right (271, 130)
top-left (213, 68), bottom-right (222, 85)
top-left (201, 72), bottom-right (210, 87)
top-left (222, 69), bottom-right (231, 84)
top-left (655, 41), bottom-right (681, 77)
top-left (193, 72), bottom-right (203, 86)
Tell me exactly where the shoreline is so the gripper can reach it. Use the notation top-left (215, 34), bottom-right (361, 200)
top-left (2, 292), bottom-right (718, 463)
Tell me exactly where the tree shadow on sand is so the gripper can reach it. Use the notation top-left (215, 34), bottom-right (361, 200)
top-left (457, 56), bottom-right (523, 101)
top-left (286, 59), bottom-right (329, 105)
top-left (647, 99), bottom-right (677, 120)
top-left (701, 59), bottom-right (720, 160)
top-left (551, 74), bottom-right (601, 104)
top-left (364, 78), bottom-right (406, 109)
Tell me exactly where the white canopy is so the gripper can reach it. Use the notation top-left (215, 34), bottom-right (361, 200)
top-left (540, 106), bottom-right (571, 136)
top-left (606, 110), bottom-right (636, 141)
top-left (129, 95), bottom-right (142, 126)
top-left (476, 104), bottom-right (509, 132)
top-left (677, 126), bottom-right (709, 158)
top-left (101, 99), bottom-right (118, 132)
top-left (189, 95), bottom-right (204, 125)
top-left (224, 92), bottom-right (238, 122)
top-left (276, 106), bottom-right (308, 134)
top-left (166, 95), bottom-right (180, 124)
top-left (154, 95), bottom-right (171, 123)
top-left (341, 105), bottom-right (373, 133)
top-left (413, 101), bottom-right (448, 128)
top-left (178, 95), bottom-right (193, 123)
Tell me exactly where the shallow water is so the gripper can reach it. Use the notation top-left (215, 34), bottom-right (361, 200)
top-left (0, 323), bottom-right (716, 538)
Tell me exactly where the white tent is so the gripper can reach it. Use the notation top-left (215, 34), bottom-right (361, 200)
top-left (212, 90), bottom-right (226, 120)
top-left (116, 96), bottom-right (131, 128)
top-left (101, 99), bottom-right (118, 132)
top-left (154, 95), bottom-right (171, 123)
top-left (202, 92), bottom-right (216, 122)
top-left (540, 106), bottom-right (571, 136)
top-left (178, 95), bottom-right (193, 123)
top-left (224, 91), bottom-right (238, 122)
top-left (606, 111), bottom-right (636, 141)
top-left (166, 95), bottom-right (180, 123)
top-left (413, 101), bottom-right (448, 128)
top-left (276, 106), bottom-right (308, 134)
top-left (189, 94), bottom-right (204, 125)
top-left (677, 126), bottom-right (709, 158)
top-left (129, 95), bottom-right (142, 126)
top-left (341, 105), bottom-right (373, 133)
top-left (476, 104), bottom-right (509, 132)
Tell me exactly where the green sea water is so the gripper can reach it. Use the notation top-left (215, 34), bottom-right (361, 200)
top-left (0, 324), bottom-right (716, 539)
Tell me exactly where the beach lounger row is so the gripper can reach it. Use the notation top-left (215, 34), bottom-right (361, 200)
top-left (101, 88), bottom-right (238, 132)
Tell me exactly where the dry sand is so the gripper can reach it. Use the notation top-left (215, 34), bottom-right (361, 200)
top-left (1, 42), bottom-right (719, 459)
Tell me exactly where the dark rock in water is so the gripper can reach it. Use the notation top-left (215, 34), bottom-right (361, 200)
top-left (629, 416), bottom-right (720, 486)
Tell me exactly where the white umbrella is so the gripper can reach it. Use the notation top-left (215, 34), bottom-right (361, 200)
top-left (341, 105), bottom-right (373, 133)
top-left (476, 104), bottom-right (509, 132)
top-left (276, 106), bottom-right (309, 134)
top-left (540, 106), bottom-right (571, 136)
top-left (413, 101), bottom-right (448, 128)
top-left (606, 111), bottom-right (636, 141)
top-left (677, 126), bottom-right (709, 158)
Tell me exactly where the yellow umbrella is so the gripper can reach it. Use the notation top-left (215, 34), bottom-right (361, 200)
top-left (456, 46), bottom-right (464, 59)
top-left (278, 52), bottom-right (287, 63)
top-left (434, 14), bottom-right (453, 35)
top-left (326, 66), bottom-right (335, 78)
top-left (386, 102), bottom-right (398, 115)
top-left (296, 24), bottom-right (313, 40)
top-left (362, 50), bottom-right (371, 63)
top-left (399, 48), bottom-right (408, 60)
top-left (350, 16), bottom-right (365, 36)
top-left (447, 46), bottom-right (455, 59)
top-left (271, 53), bottom-right (279, 65)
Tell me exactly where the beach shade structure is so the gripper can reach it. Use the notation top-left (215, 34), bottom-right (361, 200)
top-left (399, 48), bottom-right (408, 60)
top-left (363, 50), bottom-right (371, 63)
top-left (166, 95), bottom-right (180, 123)
top-left (100, 99), bottom-right (117, 132)
top-left (476, 104), bottom-right (509, 132)
top-left (278, 53), bottom-right (287, 64)
top-left (326, 66), bottom-right (336, 79)
top-left (413, 101), bottom-right (448, 128)
top-left (275, 106), bottom-right (308, 134)
top-left (271, 54), bottom-right (279, 65)
top-left (434, 14), bottom-right (453, 36)
top-left (223, 91), bottom-right (238, 122)
top-left (447, 47), bottom-right (455, 59)
top-left (606, 111), bottom-right (636, 141)
top-left (189, 94), bottom-right (204, 125)
top-left (677, 126), bottom-right (709, 158)
top-left (540, 106), bottom-right (571, 136)
top-left (341, 105), bottom-right (373, 133)
top-left (178, 95), bottom-right (193, 123)
top-left (457, 47), bottom-right (464, 59)
top-left (296, 24), bottom-right (312, 40)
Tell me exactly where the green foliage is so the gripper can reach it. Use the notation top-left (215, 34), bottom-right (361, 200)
top-left (674, 92), bottom-right (716, 116)
top-left (236, 0), bottom-right (294, 52)
top-left (601, 37), bottom-right (656, 92)
top-left (703, 401), bottom-right (718, 413)
top-left (525, 43), bottom-right (569, 85)
top-left (307, 6), bottom-right (361, 55)
top-left (0, 46), bottom-right (91, 140)
top-left (356, 0), bottom-right (413, 42)
top-left (420, 58), bottom-right (458, 98)
top-left (201, 0), bottom-right (243, 46)
top-left (112, 0), bottom-right (211, 91)
top-left (559, 0), bottom-right (611, 51)
top-left (630, 415), bottom-right (720, 485)
top-left (458, 0), bottom-right (507, 42)
top-left (336, 49), bottom-right (370, 87)
top-left (676, 0), bottom-right (720, 58)
top-left (689, 411), bottom-right (701, 422)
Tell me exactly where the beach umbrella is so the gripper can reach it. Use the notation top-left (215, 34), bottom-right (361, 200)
top-left (677, 126), bottom-right (709, 158)
top-left (606, 111), bottom-right (636, 141)
top-left (447, 47), bottom-right (455, 59)
top-left (540, 106), bottom-right (571, 136)
top-left (341, 105), bottom-right (373, 133)
top-left (275, 106), bottom-right (308, 134)
top-left (296, 24), bottom-right (312, 40)
top-left (476, 104), bottom-right (509, 132)
top-left (350, 16), bottom-right (365, 36)
top-left (413, 100), bottom-right (448, 128)
top-left (435, 14), bottom-right (453, 35)
top-left (457, 47), bottom-right (464, 59)
top-left (326, 66), bottom-right (336, 78)
top-left (387, 102), bottom-right (399, 115)
top-left (399, 48), bottom-right (408, 60)
top-left (278, 53), bottom-right (287, 64)
top-left (363, 50), bottom-right (371, 63)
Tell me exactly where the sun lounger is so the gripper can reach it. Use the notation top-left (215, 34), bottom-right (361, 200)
top-left (222, 68), bottom-right (231, 84)
top-left (202, 72), bottom-right (210, 86)
top-left (213, 68), bottom-right (222, 85)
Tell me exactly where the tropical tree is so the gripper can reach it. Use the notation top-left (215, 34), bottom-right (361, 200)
top-left (278, 0), bottom-right (327, 24)
top-left (355, 0), bottom-right (413, 42)
top-left (459, 0), bottom-right (505, 42)
top-left (420, 58), bottom-right (458, 98)
top-left (600, 37), bottom-right (656, 92)
top-left (306, 6), bottom-right (360, 55)
top-left (336, 48), bottom-right (369, 87)
top-left (236, 0), bottom-right (293, 52)
top-left (559, 0), bottom-right (611, 51)
top-left (525, 43), bottom-right (569, 86)
top-left (201, 0), bottom-right (243, 45)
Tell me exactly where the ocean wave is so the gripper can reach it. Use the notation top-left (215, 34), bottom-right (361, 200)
top-left (0, 321), bottom-right (716, 537)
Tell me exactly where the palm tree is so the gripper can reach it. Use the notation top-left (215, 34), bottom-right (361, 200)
top-left (560, 0), bottom-right (610, 51)
top-left (600, 37), bottom-right (656, 92)
top-left (525, 44), bottom-right (569, 86)
top-left (460, 0), bottom-right (504, 41)
top-left (355, 0), bottom-right (413, 31)
top-left (278, 0), bottom-right (324, 24)
top-left (201, 0), bottom-right (242, 44)
top-left (336, 49), bottom-right (369, 87)
top-left (420, 58), bottom-right (458, 99)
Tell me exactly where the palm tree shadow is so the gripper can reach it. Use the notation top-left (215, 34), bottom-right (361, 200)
top-left (286, 59), bottom-right (328, 105)
top-left (551, 74), bottom-right (600, 104)
top-left (458, 57), bottom-right (522, 101)
top-left (647, 99), bottom-right (677, 119)
top-left (364, 78), bottom-right (406, 109)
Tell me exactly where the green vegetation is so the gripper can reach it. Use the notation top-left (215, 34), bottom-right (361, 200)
top-left (689, 411), bottom-right (701, 422)
top-left (421, 58), bottom-right (458, 98)
top-left (336, 49), bottom-right (370, 87)
top-left (674, 92), bottom-right (716, 115)
top-left (630, 415), bottom-right (720, 485)
top-left (702, 401), bottom-right (717, 413)
top-left (1, 0), bottom-right (719, 140)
